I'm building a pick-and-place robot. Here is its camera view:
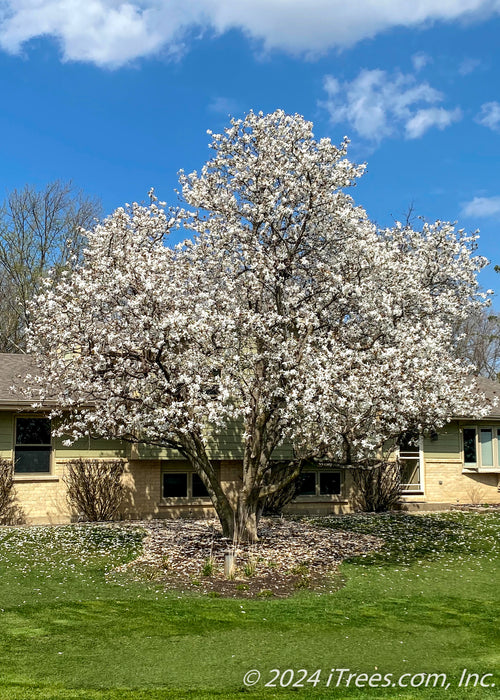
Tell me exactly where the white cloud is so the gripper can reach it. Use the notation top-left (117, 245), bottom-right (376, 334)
top-left (0, 1), bottom-right (500, 67)
top-left (412, 52), bottom-right (432, 71)
top-left (476, 101), bottom-right (500, 131)
top-left (0, 1), bottom-right (173, 67)
top-left (321, 69), bottom-right (460, 142)
top-left (208, 97), bottom-right (240, 115)
top-left (405, 107), bottom-right (462, 138)
top-left (458, 57), bottom-right (481, 75)
top-left (461, 196), bottom-right (500, 218)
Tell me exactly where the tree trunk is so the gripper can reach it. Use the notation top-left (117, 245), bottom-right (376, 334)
top-left (178, 422), bottom-right (292, 544)
top-left (179, 433), bottom-right (236, 539)
top-left (212, 490), bottom-right (260, 543)
top-left (219, 409), bottom-right (294, 543)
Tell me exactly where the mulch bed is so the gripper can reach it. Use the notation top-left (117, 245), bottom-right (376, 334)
top-left (115, 517), bottom-right (383, 598)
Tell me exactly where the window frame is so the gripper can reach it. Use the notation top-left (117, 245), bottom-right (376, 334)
top-left (160, 467), bottom-right (212, 503)
top-left (398, 435), bottom-right (424, 494)
top-left (293, 469), bottom-right (343, 500)
top-left (13, 414), bottom-right (53, 476)
top-left (461, 425), bottom-right (500, 472)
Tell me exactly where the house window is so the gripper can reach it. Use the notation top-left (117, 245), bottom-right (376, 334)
top-left (162, 471), bottom-right (210, 499)
top-left (462, 426), bottom-right (500, 470)
top-left (14, 417), bottom-right (52, 474)
top-left (192, 473), bottom-right (210, 498)
top-left (162, 473), bottom-right (188, 498)
top-left (463, 428), bottom-right (477, 465)
top-left (398, 433), bottom-right (422, 492)
top-left (295, 470), bottom-right (341, 497)
top-left (480, 429), bottom-right (494, 466)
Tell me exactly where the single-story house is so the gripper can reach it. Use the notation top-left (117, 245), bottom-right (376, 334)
top-left (1, 353), bottom-right (499, 524)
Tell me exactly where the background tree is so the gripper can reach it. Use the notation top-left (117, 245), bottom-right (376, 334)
top-left (0, 181), bottom-right (101, 352)
top-left (27, 111), bottom-right (489, 541)
top-left (453, 306), bottom-right (500, 380)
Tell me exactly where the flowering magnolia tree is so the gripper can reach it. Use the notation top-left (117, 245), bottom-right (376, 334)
top-left (28, 110), bottom-right (488, 541)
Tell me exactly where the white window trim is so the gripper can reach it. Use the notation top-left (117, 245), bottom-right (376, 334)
top-left (461, 425), bottom-right (500, 473)
top-left (398, 436), bottom-right (424, 494)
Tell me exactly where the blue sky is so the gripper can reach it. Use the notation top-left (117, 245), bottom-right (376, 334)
top-left (0, 1), bottom-right (499, 298)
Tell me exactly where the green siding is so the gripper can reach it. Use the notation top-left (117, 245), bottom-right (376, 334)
top-left (54, 436), bottom-right (128, 459)
top-left (2, 411), bottom-right (487, 464)
top-left (206, 420), bottom-right (293, 460)
top-left (136, 420), bottom-right (294, 461)
top-left (206, 420), bottom-right (245, 459)
top-left (135, 443), bottom-right (184, 460)
top-left (0, 412), bottom-right (128, 459)
top-left (424, 422), bottom-right (460, 460)
top-left (271, 442), bottom-right (294, 460)
top-left (0, 410), bottom-right (288, 462)
top-left (0, 412), bottom-right (13, 458)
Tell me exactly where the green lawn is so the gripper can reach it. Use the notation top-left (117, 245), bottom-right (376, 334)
top-left (0, 512), bottom-right (498, 700)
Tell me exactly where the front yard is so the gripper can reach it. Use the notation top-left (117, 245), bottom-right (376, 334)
top-left (0, 511), bottom-right (498, 699)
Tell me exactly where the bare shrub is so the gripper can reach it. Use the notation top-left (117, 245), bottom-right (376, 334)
top-left (351, 461), bottom-right (402, 512)
top-left (262, 462), bottom-right (300, 516)
top-left (0, 458), bottom-right (25, 525)
top-left (64, 458), bottom-right (126, 521)
top-left (465, 482), bottom-right (486, 506)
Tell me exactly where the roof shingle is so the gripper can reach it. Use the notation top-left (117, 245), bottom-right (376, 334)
top-left (0, 353), bottom-right (37, 405)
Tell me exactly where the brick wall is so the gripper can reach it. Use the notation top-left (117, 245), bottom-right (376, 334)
top-left (422, 460), bottom-right (500, 504)
top-left (13, 459), bottom-right (71, 524)
top-left (11, 455), bottom-right (500, 525)
top-left (120, 460), bottom-right (162, 519)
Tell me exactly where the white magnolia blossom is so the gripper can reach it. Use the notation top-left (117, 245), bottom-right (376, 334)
top-left (28, 110), bottom-right (489, 540)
